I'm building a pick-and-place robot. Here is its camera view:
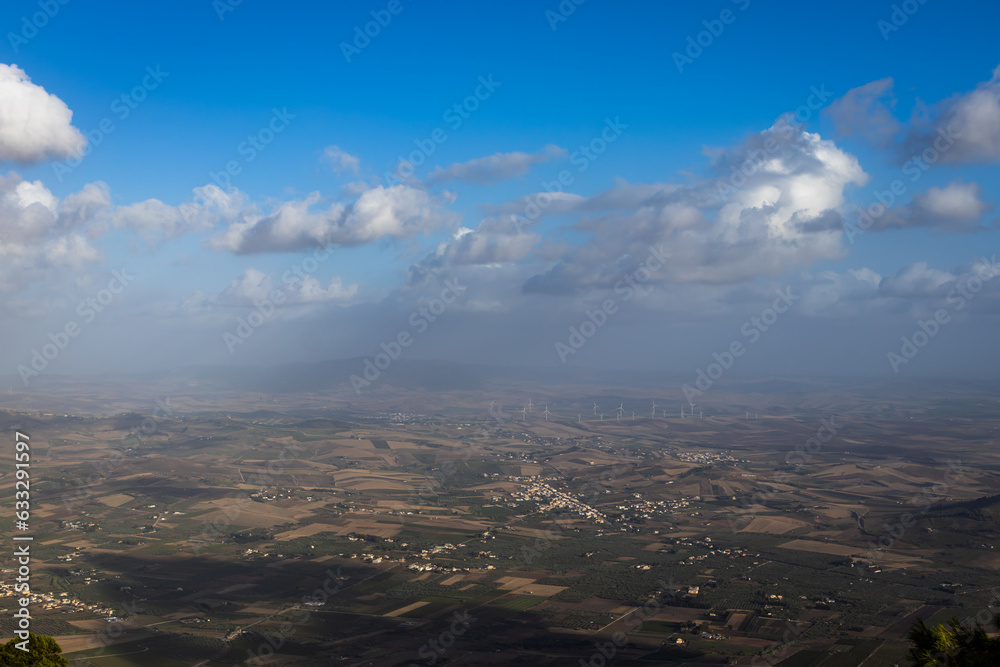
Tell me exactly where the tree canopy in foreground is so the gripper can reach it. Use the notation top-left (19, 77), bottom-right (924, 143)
top-left (0, 634), bottom-right (68, 666)
top-left (907, 613), bottom-right (1000, 666)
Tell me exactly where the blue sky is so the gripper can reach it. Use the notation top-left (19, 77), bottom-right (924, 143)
top-left (2, 0), bottom-right (1000, 387)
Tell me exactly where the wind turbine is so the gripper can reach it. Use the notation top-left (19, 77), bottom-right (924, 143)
top-left (578, 414), bottom-right (582, 423)
top-left (593, 402), bottom-right (598, 416)
top-left (521, 407), bottom-right (527, 422)
top-left (681, 406), bottom-right (685, 419)
top-left (651, 401), bottom-right (657, 419)
top-left (543, 406), bottom-right (551, 421)
top-left (699, 410), bottom-right (703, 418)
top-left (527, 398), bottom-right (533, 413)
top-left (632, 411), bottom-right (636, 421)
top-left (600, 413), bottom-right (604, 421)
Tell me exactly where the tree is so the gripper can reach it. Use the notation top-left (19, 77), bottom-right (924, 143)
top-left (0, 633), bottom-right (69, 666)
top-left (907, 613), bottom-right (1000, 666)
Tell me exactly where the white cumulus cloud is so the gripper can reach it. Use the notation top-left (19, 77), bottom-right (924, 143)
top-left (0, 64), bottom-right (86, 164)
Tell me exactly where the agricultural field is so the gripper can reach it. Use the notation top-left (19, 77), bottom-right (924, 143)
top-left (1, 374), bottom-right (999, 664)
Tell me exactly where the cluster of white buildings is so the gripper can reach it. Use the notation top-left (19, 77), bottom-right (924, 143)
top-left (509, 481), bottom-right (609, 524)
top-left (614, 495), bottom-right (692, 519)
top-left (673, 537), bottom-right (759, 565)
top-left (675, 451), bottom-right (739, 464)
top-left (0, 580), bottom-right (114, 617)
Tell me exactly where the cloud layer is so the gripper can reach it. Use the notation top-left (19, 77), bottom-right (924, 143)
top-left (207, 185), bottom-right (456, 254)
top-left (427, 145), bottom-right (566, 184)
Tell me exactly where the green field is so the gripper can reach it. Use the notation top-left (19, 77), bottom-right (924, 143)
top-left (493, 595), bottom-right (549, 611)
